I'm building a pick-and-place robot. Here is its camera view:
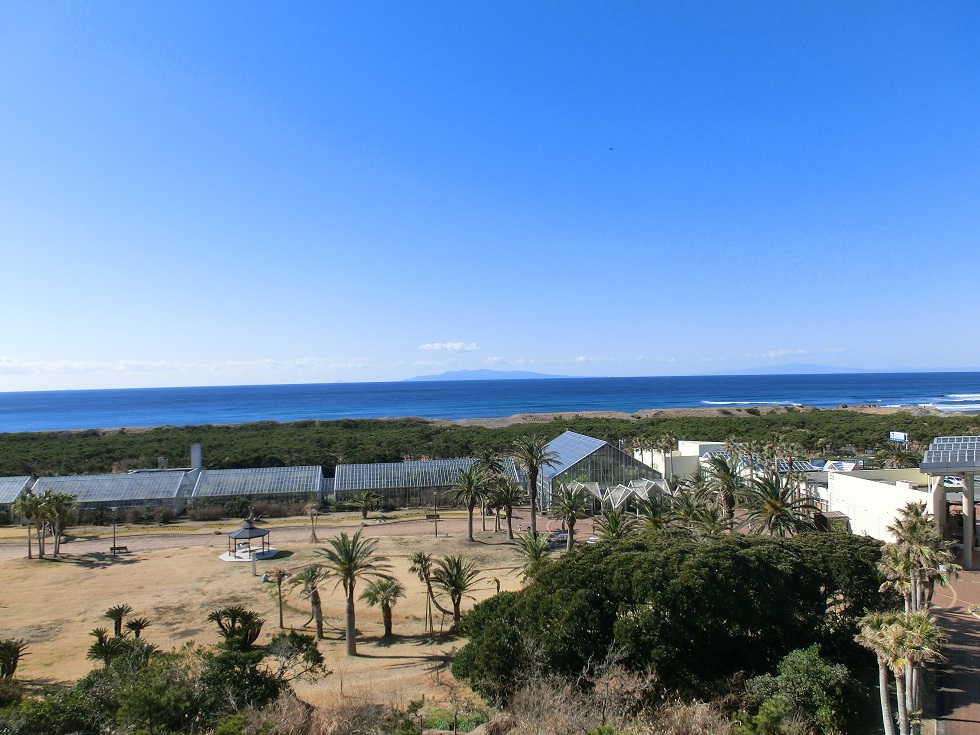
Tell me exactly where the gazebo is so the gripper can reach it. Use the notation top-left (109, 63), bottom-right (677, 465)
top-left (222, 520), bottom-right (276, 561)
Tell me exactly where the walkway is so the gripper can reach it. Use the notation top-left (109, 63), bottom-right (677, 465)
top-left (932, 571), bottom-right (980, 735)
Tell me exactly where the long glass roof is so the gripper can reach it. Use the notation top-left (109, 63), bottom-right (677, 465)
top-left (0, 476), bottom-right (32, 504)
top-left (32, 471), bottom-right (188, 503)
top-left (333, 458), bottom-right (520, 492)
top-left (542, 431), bottom-right (609, 479)
top-left (922, 436), bottom-right (980, 472)
top-left (192, 466), bottom-right (322, 498)
top-left (701, 451), bottom-right (815, 473)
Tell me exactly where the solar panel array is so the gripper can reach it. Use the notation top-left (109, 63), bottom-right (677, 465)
top-left (333, 458), bottom-right (520, 493)
top-left (192, 466), bottom-right (322, 498)
top-left (922, 436), bottom-right (980, 470)
top-left (32, 471), bottom-right (188, 503)
top-left (0, 476), bottom-right (31, 504)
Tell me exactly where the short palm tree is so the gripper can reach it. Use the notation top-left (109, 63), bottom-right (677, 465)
top-left (452, 466), bottom-right (491, 542)
top-left (430, 555), bottom-right (482, 627)
top-left (42, 492), bottom-right (75, 557)
top-left (351, 491), bottom-right (382, 519)
top-left (13, 492), bottom-right (42, 559)
top-left (594, 507), bottom-right (638, 542)
top-left (638, 494), bottom-right (673, 532)
top-left (360, 578), bottom-right (405, 638)
top-left (475, 449), bottom-right (506, 532)
top-left (742, 472), bottom-right (817, 537)
top-left (105, 604), bottom-right (133, 637)
top-left (303, 501), bottom-right (320, 543)
top-left (704, 454), bottom-right (744, 529)
top-left (208, 606), bottom-right (264, 649)
top-left (268, 566), bottom-right (291, 628)
top-left (87, 628), bottom-right (128, 668)
top-left (548, 483), bottom-right (588, 552)
top-left (655, 431), bottom-right (677, 487)
top-left (317, 531), bottom-right (392, 655)
top-left (491, 480), bottom-right (526, 540)
top-left (124, 617), bottom-right (151, 639)
top-left (856, 611), bottom-right (900, 735)
top-left (0, 639), bottom-right (28, 679)
top-left (511, 435), bottom-right (560, 537)
top-left (289, 565), bottom-right (327, 639)
top-left (514, 530), bottom-right (553, 580)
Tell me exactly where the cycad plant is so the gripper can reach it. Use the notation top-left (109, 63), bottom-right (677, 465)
top-left (0, 639), bottom-right (28, 679)
top-left (514, 530), bottom-right (553, 580)
top-left (208, 606), bottom-right (264, 649)
top-left (124, 617), bottom-right (151, 639)
top-left (742, 472), bottom-right (817, 537)
top-left (594, 507), bottom-right (638, 542)
top-left (105, 604), bottom-right (133, 637)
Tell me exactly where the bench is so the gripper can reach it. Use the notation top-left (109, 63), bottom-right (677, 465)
top-left (110, 546), bottom-right (129, 554)
top-left (425, 514), bottom-right (440, 521)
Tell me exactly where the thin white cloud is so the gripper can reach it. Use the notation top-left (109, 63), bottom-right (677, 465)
top-left (418, 342), bottom-right (479, 352)
top-left (761, 348), bottom-right (808, 359)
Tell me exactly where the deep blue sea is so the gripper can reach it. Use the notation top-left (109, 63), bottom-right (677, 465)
top-left (2, 372), bottom-right (980, 433)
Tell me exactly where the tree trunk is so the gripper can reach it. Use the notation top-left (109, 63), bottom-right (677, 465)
top-left (277, 582), bottom-right (285, 628)
top-left (467, 500), bottom-right (475, 542)
top-left (566, 520), bottom-right (575, 553)
top-left (895, 674), bottom-right (909, 735)
top-left (311, 589), bottom-right (324, 639)
top-left (877, 660), bottom-right (897, 735)
top-left (26, 521), bottom-right (32, 560)
top-left (506, 508), bottom-right (514, 540)
top-left (453, 598), bottom-right (461, 627)
top-left (481, 500), bottom-right (487, 532)
top-left (529, 469), bottom-right (538, 537)
top-left (345, 589), bottom-right (357, 655)
top-left (309, 515), bottom-right (319, 543)
top-left (382, 603), bottom-right (393, 638)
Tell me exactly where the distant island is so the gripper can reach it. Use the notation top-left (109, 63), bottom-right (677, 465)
top-left (405, 369), bottom-right (574, 382)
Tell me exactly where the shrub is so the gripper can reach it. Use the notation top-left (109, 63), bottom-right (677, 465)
top-left (188, 506), bottom-right (224, 522)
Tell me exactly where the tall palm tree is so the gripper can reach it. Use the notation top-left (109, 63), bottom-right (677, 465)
top-left (856, 611), bottom-right (899, 735)
top-left (289, 565), bottom-right (327, 639)
top-left (655, 431), bottom-right (677, 487)
top-left (360, 578), bottom-right (405, 638)
top-left (41, 492), bottom-right (74, 557)
top-left (316, 531), bottom-right (392, 655)
top-left (452, 466), bottom-right (491, 543)
top-left (593, 507), bottom-right (638, 542)
top-left (742, 472), bottom-right (817, 537)
top-left (514, 530), bottom-right (553, 580)
top-left (475, 449), bottom-right (506, 533)
top-left (303, 501), bottom-right (320, 543)
top-left (490, 479), bottom-right (525, 540)
top-left (703, 454), bottom-right (744, 529)
top-left (105, 604), bottom-right (133, 637)
top-left (901, 610), bottom-right (946, 732)
top-left (430, 555), bottom-right (481, 627)
top-left (511, 435), bottom-right (559, 538)
top-left (548, 483), bottom-right (588, 552)
top-left (12, 492), bottom-right (38, 559)
top-left (268, 567), bottom-right (291, 628)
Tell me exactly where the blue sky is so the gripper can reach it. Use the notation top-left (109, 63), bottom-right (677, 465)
top-left (2, 2), bottom-right (978, 391)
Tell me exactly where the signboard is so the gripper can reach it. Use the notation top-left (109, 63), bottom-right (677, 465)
top-left (889, 431), bottom-right (909, 443)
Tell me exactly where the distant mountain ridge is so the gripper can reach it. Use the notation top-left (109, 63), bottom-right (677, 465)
top-left (405, 369), bottom-right (573, 382)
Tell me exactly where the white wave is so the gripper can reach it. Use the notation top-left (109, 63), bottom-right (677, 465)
top-left (936, 404), bottom-right (980, 412)
top-left (944, 394), bottom-right (980, 401)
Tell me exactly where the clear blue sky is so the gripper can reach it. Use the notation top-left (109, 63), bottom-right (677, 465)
top-left (2, 2), bottom-right (978, 391)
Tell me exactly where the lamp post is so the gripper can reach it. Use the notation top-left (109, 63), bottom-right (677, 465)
top-left (109, 506), bottom-right (117, 556)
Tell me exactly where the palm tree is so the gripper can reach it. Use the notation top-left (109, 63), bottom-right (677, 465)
top-left (511, 435), bottom-right (559, 538)
top-left (87, 627), bottom-right (128, 668)
top-left (105, 604), bottom-right (133, 637)
top-left (351, 491), bottom-right (382, 519)
top-left (303, 501), bottom-right (320, 543)
top-left (901, 610), bottom-right (946, 732)
top-left (490, 480), bottom-right (525, 540)
top-left (655, 431), bottom-right (677, 487)
top-left (594, 507), bottom-right (638, 542)
top-left (360, 578), bottom-right (405, 638)
top-left (208, 606), bottom-right (264, 649)
top-left (856, 611), bottom-right (899, 735)
top-left (742, 472), bottom-right (817, 537)
top-left (475, 449), bottom-right (506, 532)
top-left (317, 531), bottom-right (392, 655)
top-left (638, 493), bottom-right (673, 532)
top-left (289, 565), bottom-right (327, 639)
top-left (12, 492), bottom-right (38, 559)
top-left (548, 483), bottom-right (588, 552)
top-left (0, 639), bottom-right (28, 680)
top-left (42, 491), bottom-right (74, 557)
top-left (430, 555), bottom-right (481, 627)
top-left (703, 454), bottom-right (744, 529)
top-left (875, 445), bottom-right (921, 470)
top-left (514, 530), bottom-right (553, 580)
top-left (452, 466), bottom-right (491, 543)
top-left (124, 617), bottom-right (151, 639)
top-left (268, 567), bottom-right (291, 628)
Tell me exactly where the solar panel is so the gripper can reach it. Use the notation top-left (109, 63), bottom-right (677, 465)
top-left (192, 466), bottom-right (323, 498)
top-left (0, 476), bottom-right (31, 504)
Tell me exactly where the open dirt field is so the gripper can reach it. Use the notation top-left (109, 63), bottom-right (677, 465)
top-left (0, 509), bottom-right (584, 707)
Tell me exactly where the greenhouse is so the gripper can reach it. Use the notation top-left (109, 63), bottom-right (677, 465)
top-left (333, 458), bottom-right (522, 507)
top-left (0, 476), bottom-right (32, 521)
top-left (191, 466), bottom-right (323, 504)
top-left (538, 431), bottom-right (661, 510)
top-left (31, 471), bottom-right (191, 510)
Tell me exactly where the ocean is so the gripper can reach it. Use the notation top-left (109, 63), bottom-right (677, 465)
top-left (1, 372), bottom-right (979, 433)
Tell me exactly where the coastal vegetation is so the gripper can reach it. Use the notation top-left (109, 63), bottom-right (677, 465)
top-left (1, 409), bottom-right (975, 479)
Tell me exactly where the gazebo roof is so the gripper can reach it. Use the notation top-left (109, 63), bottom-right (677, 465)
top-left (228, 521), bottom-right (269, 540)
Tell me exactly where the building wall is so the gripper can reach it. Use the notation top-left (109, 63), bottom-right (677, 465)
top-left (819, 469), bottom-right (932, 542)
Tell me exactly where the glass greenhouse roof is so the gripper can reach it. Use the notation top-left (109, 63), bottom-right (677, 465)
top-left (0, 476), bottom-right (31, 504)
top-left (541, 431), bottom-right (610, 479)
top-left (32, 471), bottom-right (188, 503)
top-left (192, 466), bottom-right (323, 498)
top-left (922, 436), bottom-right (980, 473)
top-left (333, 458), bottom-right (520, 492)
